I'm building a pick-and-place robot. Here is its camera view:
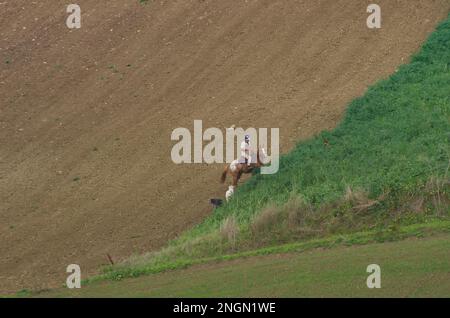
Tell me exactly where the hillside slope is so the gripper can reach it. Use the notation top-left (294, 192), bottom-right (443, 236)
top-left (1, 0), bottom-right (449, 293)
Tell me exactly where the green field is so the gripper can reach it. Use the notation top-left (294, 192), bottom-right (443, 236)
top-left (40, 233), bottom-right (450, 297)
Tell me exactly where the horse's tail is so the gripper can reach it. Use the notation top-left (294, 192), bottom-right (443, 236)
top-left (220, 165), bottom-right (228, 183)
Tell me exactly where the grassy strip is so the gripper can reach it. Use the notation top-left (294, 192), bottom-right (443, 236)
top-left (82, 220), bottom-right (450, 285)
top-left (41, 233), bottom-right (450, 298)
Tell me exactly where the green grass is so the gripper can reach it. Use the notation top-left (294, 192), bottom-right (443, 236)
top-left (38, 233), bottom-right (450, 297)
top-left (76, 220), bottom-right (448, 284)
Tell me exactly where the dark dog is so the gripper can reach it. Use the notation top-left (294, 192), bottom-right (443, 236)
top-left (210, 198), bottom-right (223, 208)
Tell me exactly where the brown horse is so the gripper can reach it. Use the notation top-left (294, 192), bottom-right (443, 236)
top-left (220, 148), bottom-right (266, 187)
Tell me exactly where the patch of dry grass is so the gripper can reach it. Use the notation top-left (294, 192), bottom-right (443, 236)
top-left (220, 216), bottom-right (239, 246)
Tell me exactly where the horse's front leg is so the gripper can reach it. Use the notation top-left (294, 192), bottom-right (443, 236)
top-left (236, 171), bottom-right (244, 186)
top-left (232, 171), bottom-right (242, 187)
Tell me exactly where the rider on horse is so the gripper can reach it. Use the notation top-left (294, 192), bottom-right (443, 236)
top-left (221, 135), bottom-right (266, 198)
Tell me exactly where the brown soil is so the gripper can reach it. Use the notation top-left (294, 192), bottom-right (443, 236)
top-left (1, 0), bottom-right (449, 293)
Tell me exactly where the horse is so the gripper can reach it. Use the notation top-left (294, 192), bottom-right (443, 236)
top-left (220, 148), bottom-right (267, 194)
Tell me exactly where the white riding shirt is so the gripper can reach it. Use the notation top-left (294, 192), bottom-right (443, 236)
top-left (241, 140), bottom-right (251, 160)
